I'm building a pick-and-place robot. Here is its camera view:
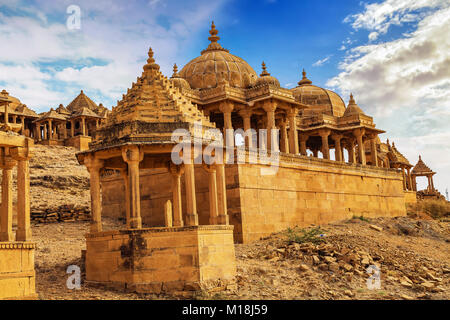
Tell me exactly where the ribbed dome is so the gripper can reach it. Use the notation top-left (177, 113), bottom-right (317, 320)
top-left (255, 62), bottom-right (280, 87)
top-left (179, 22), bottom-right (257, 90)
top-left (291, 70), bottom-right (346, 117)
top-left (344, 94), bottom-right (365, 116)
top-left (170, 64), bottom-right (191, 90)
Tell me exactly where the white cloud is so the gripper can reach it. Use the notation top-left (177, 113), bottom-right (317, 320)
top-left (0, 0), bottom-right (229, 111)
top-left (330, 2), bottom-right (450, 193)
top-left (345, 0), bottom-right (448, 40)
top-left (312, 55), bottom-right (332, 67)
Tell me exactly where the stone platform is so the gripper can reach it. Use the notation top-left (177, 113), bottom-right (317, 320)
top-left (85, 225), bottom-right (236, 294)
top-left (0, 242), bottom-right (37, 300)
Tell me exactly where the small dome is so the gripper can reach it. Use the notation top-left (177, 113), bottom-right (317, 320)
top-left (343, 94), bottom-right (365, 116)
top-left (170, 64), bottom-right (191, 90)
top-left (255, 62), bottom-right (280, 87)
top-left (179, 22), bottom-right (258, 90)
top-left (291, 70), bottom-right (346, 117)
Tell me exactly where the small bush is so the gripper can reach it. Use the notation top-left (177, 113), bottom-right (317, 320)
top-left (285, 226), bottom-right (326, 245)
top-left (352, 215), bottom-right (371, 222)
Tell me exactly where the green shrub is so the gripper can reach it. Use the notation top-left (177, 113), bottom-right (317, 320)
top-left (352, 215), bottom-right (371, 222)
top-left (285, 226), bottom-right (326, 245)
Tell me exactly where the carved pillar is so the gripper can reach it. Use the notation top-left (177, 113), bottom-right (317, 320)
top-left (120, 169), bottom-right (131, 228)
top-left (82, 117), bottom-right (86, 136)
top-left (353, 128), bottom-right (366, 165)
top-left (184, 160), bottom-right (198, 226)
top-left (239, 110), bottom-right (253, 149)
top-left (219, 102), bottom-right (234, 149)
top-left (401, 167), bottom-right (407, 191)
top-left (12, 144), bottom-right (33, 241)
top-left (0, 157), bottom-right (16, 241)
top-left (204, 165), bottom-right (219, 225)
top-left (287, 108), bottom-right (299, 155)
top-left (48, 119), bottom-right (53, 140)
top-left (331, 134), bottom-right (343, 162)
top-left (216, 162), bottom-right (229, 225)
top-left (169, 164), bottom-right (184, 227)
top-left (20, 116), bottom-right (25, 135)
top-left (299, 134), bottom-right (308, 156)
top-left (122, 146), bottom-right (143, 229)
top-left (4, 102), bottom-right (9, 124)
top-left (319, 129), bottom-right (331, 160)
top-left (279, 120), bottom-right (289, 153)
top-left (368, 134), bottom-right (378, 167)
top-left (84, 155), bottom-right (104, 233)
top-left (347, 139), bottom-right (356, 163)
top-left (70, 119), bottom-right (75, 137)
top-left (263, 102), bottom-right (278, 152)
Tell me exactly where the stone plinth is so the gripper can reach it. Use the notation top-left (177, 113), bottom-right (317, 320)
top-left (65, 136), bottom-right (92, 151)
top-left (0, 242), bottom-right (37, 300)
top-left (85, 225), bottom-right (236, 294)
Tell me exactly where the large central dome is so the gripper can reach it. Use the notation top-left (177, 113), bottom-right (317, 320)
top-left (179, 22), bottom-right (258, 90)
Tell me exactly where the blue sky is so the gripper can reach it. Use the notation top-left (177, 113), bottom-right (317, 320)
top-left (0, 0), bottom-right (449, 194)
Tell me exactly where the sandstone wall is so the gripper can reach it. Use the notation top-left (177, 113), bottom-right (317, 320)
top-left (100, 154), bottom-right (406, 244)
top-left (237, 155), bottom-right (406, 243)
top-left (85, 226), bottom-right (236, 293)
top-left (0, 243), bottom-right (36, 299)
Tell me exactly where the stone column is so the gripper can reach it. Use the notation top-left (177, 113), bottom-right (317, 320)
top-left (20, 116), bottom-right (25, 135)
top-left (263, 102), bottom-right (278, 152)
top-left (120, 169), bottom-right (131, 228)
top-left (4, 102), bottom-right (9, 124)
top-left (70, 120), bottom-right (75, 137)
top-left (331, 134), bottom-right (343, 162)
top-left (299, 134), bottom-right (308, 156)
top-left (82, 117), bottom-right (86, 136)
top-left (219, 102), bottom-right (234, 149)
top-left (239, 110), bottom-right (253, 149)
top-left (63, 122), bottom-right (68, 139)
top-left (353, 128), bottom-right (366, 165)
top-left (122, 146), bottom-right (143, 229)
top-left (369, 135), bottom-right (378, 167)
top-left (184, 160), bottom-right (198, 226)
top-left (347, 139), bottom-right (356, 163)
top-left (15, 151), bottom-right (32, 241)
top-left (43, 123), bottom-right (47, 140)
top-left (287, 108), bottom-right (299, 155)
top-left (0, 157), bottom-right (16, 241)
top-left (216, 162), bottom-right (229, 225)
top-left (430, 175), bottom-right (435, 192)
top-left (204, 165), bottom-right (219, 225)
top-left (84, 155), bottom-right (104, 233)
top-left (48, 120), bottom-right (53, 140)
top-left (401, 167), bottom-right (407, 190)
top-left (406, 167), bottom-right (412, 191)
top-left (169, 164), bottom-right (184, 227)
top-left (279, 120), bottom-right (289, 153)
top-left (319, 129), bottom-right (331, 160)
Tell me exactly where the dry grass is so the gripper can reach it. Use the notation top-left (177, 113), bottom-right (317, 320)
top-left (407, 199), bottom-right (450, 220)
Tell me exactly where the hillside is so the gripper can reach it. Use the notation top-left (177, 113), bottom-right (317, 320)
top-left (12, 145), bottom-right (450, 300)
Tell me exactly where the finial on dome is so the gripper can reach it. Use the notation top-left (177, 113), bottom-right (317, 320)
top-left (298, 68), bottom-right (312, 86)
top-left (349, 93), bottom-right (356, 105)
top-left (260, 61), bottom-right (271, 77)
top-left (143, 47), bottom-right (160, 72)
top-left (209, 21), bottom-right (220, 43)
top-left (81, 90), bottom-right (84, 94)
top-left (171, 63), bottom-right (179, 78)
top-left (419, 155), bottom-right (422, 160)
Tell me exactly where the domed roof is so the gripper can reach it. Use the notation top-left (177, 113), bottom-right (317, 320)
top-left (179, 22), bottom-right (258, 90)
top-left (343, 94), bottom-right (365, 116)
top-left (255, 62), bottom-right (280, 87)
top-left (291, 70), bottom-right (346, 117)
top-left (170, 64), bottom-right (191, 90)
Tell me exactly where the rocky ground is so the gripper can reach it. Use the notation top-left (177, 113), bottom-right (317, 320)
top-left (31, 215), bottom-right (449, 300)
top-left (13, 145), bottom-right (450, 300)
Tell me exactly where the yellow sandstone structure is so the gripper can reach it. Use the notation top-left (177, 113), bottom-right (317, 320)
top-left (77, 48), bottom-right (236, 294)
top-left (0, 94), bottom-right (36, 300)
top-left (100, 23), bottom-right (409, 243)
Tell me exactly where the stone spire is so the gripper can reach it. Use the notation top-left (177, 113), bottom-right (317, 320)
top-left (201, 21), bottom-right (229, 54)
top-left (143, 47), bottom-right (160, 73)
top-left (298, 69), bottom-right (313, 86)
top-left (260, 62), bottom-right (271, 77)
